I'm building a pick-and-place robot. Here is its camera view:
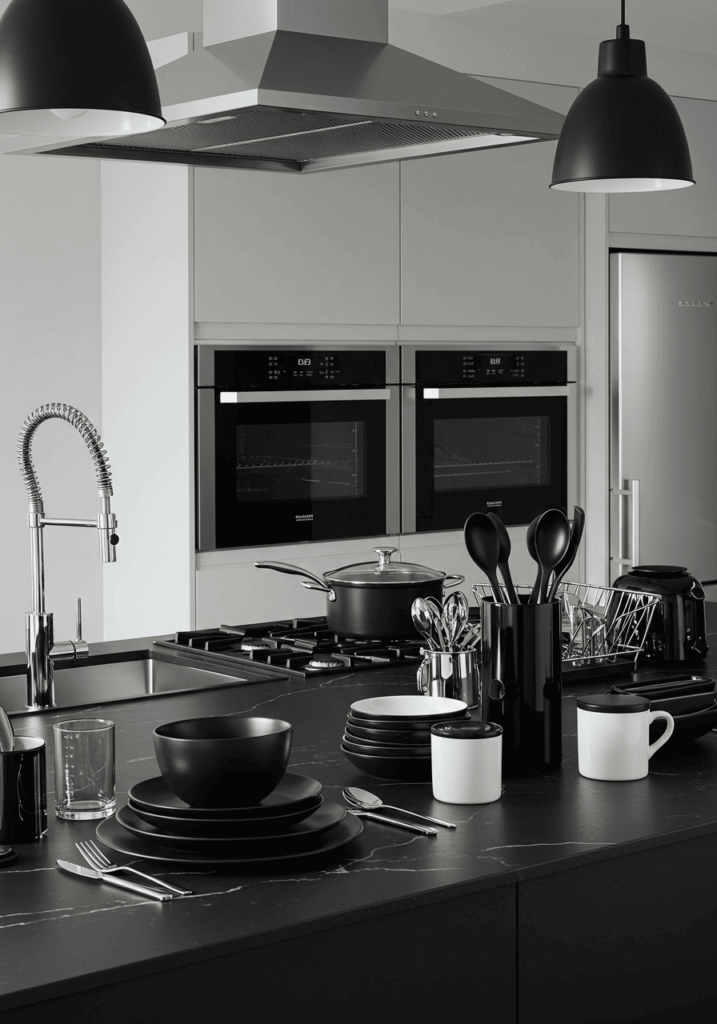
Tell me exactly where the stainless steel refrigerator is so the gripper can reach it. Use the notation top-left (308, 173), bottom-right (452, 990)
top-left (610, 251), bottom-right (717, 590)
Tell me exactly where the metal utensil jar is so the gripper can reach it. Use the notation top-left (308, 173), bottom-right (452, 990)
top-left (417, 650), bottom-right (480, 708)
top-left (256, 547), bottom-right (464, 640)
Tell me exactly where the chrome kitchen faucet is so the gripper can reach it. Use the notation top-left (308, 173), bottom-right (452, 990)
top-left (18, 404), bottom-right (119, 710)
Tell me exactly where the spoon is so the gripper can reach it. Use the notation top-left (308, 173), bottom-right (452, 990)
top-left (346, 809), bottom-right (437, 836)
top-left (445, 590), bottom-right (469, 648)
top-left (441, 592), bottom-right (462, 648)
top-left (424, 596), bottom-right (450, 648)
top-left (464, 513), bottom-right (504, 603)
top-left (412, 598), bottom-right (440, 650)
top-left (343, 786), bottom-right (456, 829)
top-left (548, 506), bottom-right (586, 601)
top-left (531, 509), bottom-right (571, 604)
top-left (487, 512), bottom-right (518, 605)
top-left (0, 706), bottom-right (14, 752)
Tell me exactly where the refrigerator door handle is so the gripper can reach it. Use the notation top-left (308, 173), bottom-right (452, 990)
top-left (612, 479), bottom-right (640, 567)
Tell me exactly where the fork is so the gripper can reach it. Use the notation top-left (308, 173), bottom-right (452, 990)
top-left (75, 840), bottom-right (193, 896)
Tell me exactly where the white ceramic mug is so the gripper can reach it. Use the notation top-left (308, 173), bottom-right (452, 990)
top-left (577, 693), bottom-right (674, 781)
top-left (430, 721), bottom-right (502, 804)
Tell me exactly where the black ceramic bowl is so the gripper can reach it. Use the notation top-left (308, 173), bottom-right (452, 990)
top-left (340, 744), bottom-right (433, 782)
top-left (153, 716), bottom-right (292, 808)
top-left (341, 734), bottom-right (432, 758)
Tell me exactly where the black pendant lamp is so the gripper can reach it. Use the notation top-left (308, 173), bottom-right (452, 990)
top-left (550, 0), bottom-right (693, 193)
top-left (0, 0), bottom-right (165, 137)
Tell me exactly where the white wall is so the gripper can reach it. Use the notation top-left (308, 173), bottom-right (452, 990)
top-left (0, 155), bottom-right (102, 655)
top-left (101, 162), bottom-right (194, 641)
top-left (0, 0), bottom-right (201, 656)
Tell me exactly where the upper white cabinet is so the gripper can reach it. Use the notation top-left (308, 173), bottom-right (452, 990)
top-left (400, 137), bottom-right (580, 328)
top-left (609, 96), bottom-right (717, 239)
top-left (194, 163), bottom-right (400, 325)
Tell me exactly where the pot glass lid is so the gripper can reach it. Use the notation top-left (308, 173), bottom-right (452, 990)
top-left (326, 547), bottom-right (444, 587)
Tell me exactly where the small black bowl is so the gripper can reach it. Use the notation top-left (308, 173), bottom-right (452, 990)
top-left (341, 745), bottom-right (433, 782)
top-left (153, 716), bottom-right (292, 808)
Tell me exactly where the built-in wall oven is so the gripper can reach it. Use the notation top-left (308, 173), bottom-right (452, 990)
top-left (196, 345), bottom-right (400, 551)
top-left (401, 347), bottom-right (577, 533)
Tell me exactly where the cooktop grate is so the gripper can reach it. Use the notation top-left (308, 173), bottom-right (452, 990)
top-left (155, 616), bottom-right (429, 679)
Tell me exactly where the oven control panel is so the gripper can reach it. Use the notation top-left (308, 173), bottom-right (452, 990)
top-left (212, 349), bottom-right (388, 389)
top-left (414, 350), bottom-right (569, 385)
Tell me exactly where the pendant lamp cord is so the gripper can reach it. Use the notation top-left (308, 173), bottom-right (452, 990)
top-left (621, 0), bottom-right (626, 26)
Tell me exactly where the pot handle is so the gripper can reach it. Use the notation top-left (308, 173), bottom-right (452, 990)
top-left (443, 574), bottom-right (465, 590)
top-left (254, 561), bottom-right (336, 601)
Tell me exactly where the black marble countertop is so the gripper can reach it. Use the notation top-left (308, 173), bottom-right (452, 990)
top-left (2, 628), bottom-right (717, 1014)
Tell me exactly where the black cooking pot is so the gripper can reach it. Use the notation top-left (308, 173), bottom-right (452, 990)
top-left (255, 547), bottom-right (464, 641)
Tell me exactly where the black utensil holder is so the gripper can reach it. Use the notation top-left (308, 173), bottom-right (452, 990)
top-left (480, 597), bottom-right (562, 774)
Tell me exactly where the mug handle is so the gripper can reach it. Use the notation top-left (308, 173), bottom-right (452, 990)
top-left (647, 710), bottom-right (675, 759)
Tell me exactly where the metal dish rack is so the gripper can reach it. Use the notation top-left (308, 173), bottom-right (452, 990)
top-left (471, 582), bottom-right (660, 672)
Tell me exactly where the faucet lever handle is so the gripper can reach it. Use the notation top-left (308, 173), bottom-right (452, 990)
top-left (73, 597), bottom-right (89, 659)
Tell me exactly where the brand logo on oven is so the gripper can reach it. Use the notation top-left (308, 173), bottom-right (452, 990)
top-left (486, 500), bottom-right (503, 508)
top-left (296, 514), bottom-right (314, 522)
top-left (679, 300), bottom-right (713, 307)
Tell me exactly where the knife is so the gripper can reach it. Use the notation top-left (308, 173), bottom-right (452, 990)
top-left (56, 860), bottom-right (175, 901)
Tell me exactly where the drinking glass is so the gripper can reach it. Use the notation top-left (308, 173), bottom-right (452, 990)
top-left (53, 719), bottom-right (115, 820)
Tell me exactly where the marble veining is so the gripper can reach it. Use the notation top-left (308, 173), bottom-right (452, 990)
top-left (3, 646), bottom-right (717, 1010)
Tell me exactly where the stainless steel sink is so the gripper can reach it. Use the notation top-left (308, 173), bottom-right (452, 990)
top-left (0, 651), bottom-right (262, 715)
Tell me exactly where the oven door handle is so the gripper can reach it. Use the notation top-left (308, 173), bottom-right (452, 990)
top-left (220, 389), bottom-right (392, 404)
top-left (421, 386), bottom-right (572, 400)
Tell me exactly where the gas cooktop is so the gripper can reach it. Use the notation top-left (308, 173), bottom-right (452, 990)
top-left (154, 617), bottom-right (427, 679)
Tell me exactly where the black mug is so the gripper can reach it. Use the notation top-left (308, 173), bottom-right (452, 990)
top-left (480, 597), bottom-right (562, 774)
top-left (0, 737), bottom-right (47, 843)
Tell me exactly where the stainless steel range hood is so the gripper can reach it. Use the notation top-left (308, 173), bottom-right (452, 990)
top-left (23, 0), bottom-right (564, 173)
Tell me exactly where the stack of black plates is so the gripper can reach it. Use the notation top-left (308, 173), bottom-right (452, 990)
top-left (96, 773), bottom-right (362, 867)
top-left (611, 675), bottom-right (717, 744)
top-left (341, 695), bottom-right (469, 781)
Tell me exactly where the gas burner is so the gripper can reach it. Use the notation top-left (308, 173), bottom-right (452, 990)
top-left (307, 655), bottom-right (345, 670)
top-left (159, 617), bottom-right (424, 679)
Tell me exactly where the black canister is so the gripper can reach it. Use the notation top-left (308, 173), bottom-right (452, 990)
top-left (613, 565), bottom-right (708, 664)
top-left (0, 737), bottom-right (47, 843)
top-left (480, 597), bottom-right (562, 774)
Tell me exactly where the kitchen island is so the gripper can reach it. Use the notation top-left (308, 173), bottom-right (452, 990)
top-left (2, 633), bottom-right (717, 1024)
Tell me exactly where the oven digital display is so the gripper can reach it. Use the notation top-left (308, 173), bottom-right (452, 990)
top-left (214, 349), bottom-right (386, 388)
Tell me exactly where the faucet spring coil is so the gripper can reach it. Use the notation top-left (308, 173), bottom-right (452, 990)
top-left (18, 403), bottom-right (113, 514)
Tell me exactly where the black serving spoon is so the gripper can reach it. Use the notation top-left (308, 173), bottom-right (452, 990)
top-left (528, 509), bottom-right (571, 604)
top-left (464, 512), bottom-right (504, 603)
top-left (487, 512), bottom-right (518, 605)
top-left (548, 506), bottom-right (586, 601)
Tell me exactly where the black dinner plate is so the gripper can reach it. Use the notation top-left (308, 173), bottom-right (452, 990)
top-left (96, 811), bottom-right (363, 867)
top-left (129, 794), bottom-right (324, 837)
top-left (349, 696), bottom-right (467, 722)
top-left (651, 699), bottom-right (717, 745)
top-left (346, 708), bottom-right (471, 733)
top-left (116, 801), bottom-right (346, 852)
top-left (128, 773), bottom-right (322, 820)
top-left (342, 734), bottom-right (432, 758)
top-left (345, 721), bottom-right (433, 745)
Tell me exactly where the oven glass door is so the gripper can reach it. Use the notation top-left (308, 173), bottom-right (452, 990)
top-left (413, 392), bottom-right (567, 530)
top-left (211, 393), bottom-right (391, 548)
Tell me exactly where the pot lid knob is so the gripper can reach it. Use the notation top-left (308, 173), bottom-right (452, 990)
top-left (373, 547), bottom-right (397, 574)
